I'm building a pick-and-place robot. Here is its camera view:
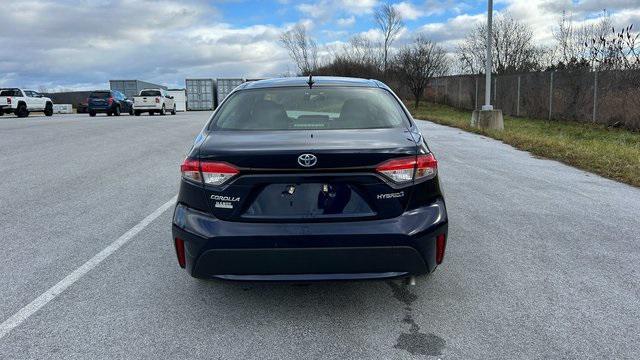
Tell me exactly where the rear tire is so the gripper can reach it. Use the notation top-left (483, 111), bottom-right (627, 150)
top-left (107, 111), bottom-right (112, 116)
top-left (160, 105), bottom-right (166, 116)
top-left (44, 102), bottom-right (53, 116)
top-left (134, 110), bottom-right (141, 116)
top-left (171, 105), bottom-right (176, 115)
top-left (149, 111), bottom-right (155, 116)
top-left (89, 110), bottom-right (96, 117)
top-left (16, 103), bottom-right (29, 118)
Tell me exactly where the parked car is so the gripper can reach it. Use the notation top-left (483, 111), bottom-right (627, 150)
top-left (133, 89), bottom-right (176, 116)
top-left (172, 76), bottom-right (448, 282)
top-left (87, 90), bottom-right (134, 117)
top-left (0, 88), bottom-right (53, 117)
top-left (76, 101), bottom-right (88, 114)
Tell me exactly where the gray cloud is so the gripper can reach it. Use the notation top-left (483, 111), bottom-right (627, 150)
top-left (1, 0), bottom-right (639, 90)
top-left (0, 0), bottom-right (290, 89)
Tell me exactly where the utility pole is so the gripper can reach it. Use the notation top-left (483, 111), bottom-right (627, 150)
top-left (482, 0), bottom-right (493, 111)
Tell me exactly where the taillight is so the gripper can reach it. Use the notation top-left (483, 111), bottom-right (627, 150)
top-left (180, 159), bottom-right (202, 182)
top-left (7, 97), bottom-right (11, 104)
top-left (107, 97), bottom-right (113, 105)
top-left (376, 154), bottom-right (437, 183)
top-left (155, 97), bottom-right (160, 103)
top-left (436, 233), bottom-right (446, 264)
top-left (180, 158), bottom-right (239, 186)
top-left (200, 161), bottom-right (239, 185)
top-left (415, 153), bottom-right (438, 180)
top-left (174, 238), bottom-right (186, 268)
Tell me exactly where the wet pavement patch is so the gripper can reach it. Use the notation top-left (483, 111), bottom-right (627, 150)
top-left (394, 314), bottom-right (446, 356)
top-left (388, 280), bottom-right (446, 357)
top-left (387, 280), bottom-right (418, 308)
top-left (395, 331), bottom-right (447, 356)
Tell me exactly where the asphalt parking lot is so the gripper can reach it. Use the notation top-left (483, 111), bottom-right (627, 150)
top-left (1, 111), bottom-right (639, 359)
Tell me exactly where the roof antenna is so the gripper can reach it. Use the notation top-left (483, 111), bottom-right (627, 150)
top-left (307, 73), bottom-right (314, 89)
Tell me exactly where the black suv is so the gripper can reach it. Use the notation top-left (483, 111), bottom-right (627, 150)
top-left (87, 90), bottom-right (134, 117)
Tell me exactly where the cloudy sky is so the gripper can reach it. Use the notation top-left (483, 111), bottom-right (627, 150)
top-left (1, 0), bottom-right (638, 91)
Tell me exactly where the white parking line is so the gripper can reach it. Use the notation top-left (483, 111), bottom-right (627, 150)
top-left (0, 196), bottom-right (177, 340)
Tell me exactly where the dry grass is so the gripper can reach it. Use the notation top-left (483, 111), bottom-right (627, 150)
top-left (408, 102), bottom-right (640, 188)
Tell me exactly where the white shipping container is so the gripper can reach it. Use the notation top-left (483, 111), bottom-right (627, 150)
top-left (52, 104), bottom-right (73, 114)
top-left (109, 80), bottom-right (166, 99)
top-left (186, 79), bottom-right (215, 111)
top-left (216, 78), bottom-right (244, 106)
top-left (167, 90), bottom-right (186, 112)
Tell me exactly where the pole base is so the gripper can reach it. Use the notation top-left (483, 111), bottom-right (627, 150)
top-left (471, 109), bottom-right (504, 130)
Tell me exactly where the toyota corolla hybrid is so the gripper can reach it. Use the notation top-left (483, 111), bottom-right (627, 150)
top-left (172, 76), bottom-right (448, 281)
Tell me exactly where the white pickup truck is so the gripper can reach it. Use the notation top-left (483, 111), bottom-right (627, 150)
top-left (132, 89), bottom-right (176, 116)
top-left (0, 88), bottom-right (54, 117)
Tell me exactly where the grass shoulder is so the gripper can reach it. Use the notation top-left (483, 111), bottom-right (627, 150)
top-left (407, 102), bottom-right (640, 188)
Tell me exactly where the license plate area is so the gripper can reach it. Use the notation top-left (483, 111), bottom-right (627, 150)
top-left (242, 183), bottom-right (375, 219)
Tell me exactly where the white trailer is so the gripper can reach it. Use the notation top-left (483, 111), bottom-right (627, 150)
top-left (52, 104), bottom-right (73, 114)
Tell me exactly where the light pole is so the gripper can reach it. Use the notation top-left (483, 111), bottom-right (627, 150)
top-left (482, 0), bottom-right (493, 110)
top-left (470, 0), bottom-right (503, 130)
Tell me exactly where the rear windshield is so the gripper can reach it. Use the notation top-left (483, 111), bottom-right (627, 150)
top-left (0, 89), bottom-right (22, 96)
top-left (140, 90), bottom-right (161, 96)
top-left (89, 92), bottom-right (110, 99)
top-left (210, 87), bottom-right (408, 131)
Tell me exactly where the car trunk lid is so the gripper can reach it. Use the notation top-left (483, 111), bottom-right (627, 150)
top-left (195, 128), bottom-right (418, 222)
top-left (198, 128), bottom-right (417, 169)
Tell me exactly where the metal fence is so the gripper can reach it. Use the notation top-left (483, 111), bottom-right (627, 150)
top-left (426, 69), bottom-right (640, 129)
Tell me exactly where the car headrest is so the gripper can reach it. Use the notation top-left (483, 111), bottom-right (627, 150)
top-left (339, 98), bottom-right (371, 128)
top-left (251, 100), bottom-right (288, 129)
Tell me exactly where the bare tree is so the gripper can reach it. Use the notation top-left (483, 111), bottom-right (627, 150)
top-left (585, 24), bottom-right (640, 128)
top-left (553, 10), bottom-right (611, 66)
top-left (587, 25), bottom-right (639, 71)
top-left (394, 35), bottom-right (448, 107)
top-left (457, 25), bottom-right (485, 74)
top-left (312, 35), bottom-right (383, 79)
top-left (374, 3), bottom-right (404, 71)
top-left (344, 35), bottom-right (383, 68)
top-left (457, 12), bottom-right (545, 74)
top-left (280, 24), bottom-right (318, 75)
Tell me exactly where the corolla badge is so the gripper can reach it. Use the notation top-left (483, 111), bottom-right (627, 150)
top-left (297, 153), bottom-right (317, 167)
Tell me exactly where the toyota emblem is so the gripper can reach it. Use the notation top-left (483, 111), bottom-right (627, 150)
top-left (297, 154), bottom-right (317, 167)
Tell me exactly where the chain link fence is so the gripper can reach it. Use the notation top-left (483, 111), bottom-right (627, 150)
top-left (426, 69), bottom-right (640, 130)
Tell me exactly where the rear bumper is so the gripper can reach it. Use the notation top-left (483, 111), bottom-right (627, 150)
top-left (171, 198), bottom-right (448, 281)
top-left (134, 104), bottom-right (162, 110)
top-left (88, 105), bottom-right (114, 113)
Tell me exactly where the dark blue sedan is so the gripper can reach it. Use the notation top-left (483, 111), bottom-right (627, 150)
top-left (172, 76), bottom-right (448, 282)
